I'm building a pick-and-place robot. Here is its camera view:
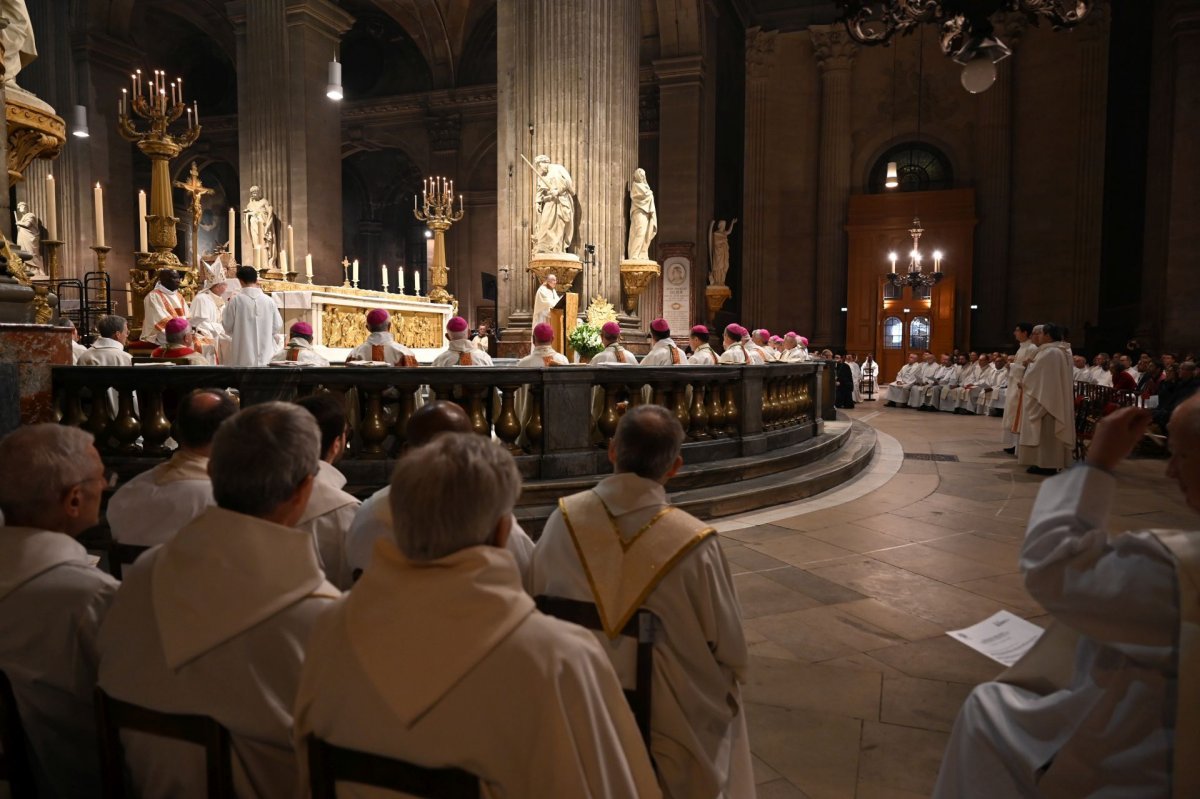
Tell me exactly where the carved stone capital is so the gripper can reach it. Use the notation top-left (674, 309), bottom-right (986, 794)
top-left (746, 27), bottom-right (779, 81)
top-left (810, 24), bottom-right (858, 74)
top-left (5, 100), bottom-right (65, 183)
top-left (426, 113), bottom-right (462, 152)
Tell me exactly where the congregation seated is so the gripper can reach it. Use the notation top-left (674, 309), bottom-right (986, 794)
top-left (1155, 360), bottom-right (1199, 431)
top-left (1110, 360), bottom-right (1137, 393)
top-left (1087, 352), bottom-right (1113, 386)
top-left (431, 315), bottom-right (494, 366)
top-left (0, 425), bottom-right (118, 796)
top-left (593, 321), bottom-right (639, 364)
top-left (641, 318), bottom-right (685, 365)
top-left (516, 322), bottom-right (569, 366)
top-left (531, 405), bottom-right (752, 798)
top-left (77, 314), bottom-right (134, 367)
top-left (150, 317), bottom-right (209, 364)
top-left (295, 431), bottom-right (659, 797)
top-left (96, 402), bottom-right (341, 798)
top-left (294, 393), bottom-right (360, 589)
top-left (271, 321), bottom-right (329, 366)
top-left (977, 355), bottom-right (1010, 416)
top-left (106, 389), bottom-right (238, 546)
top-left (347, 309), bottom-right (417, 366)
top-left (1072, 354), bottom-right (1092, 384)
top-left (935, 400), bottom-right (1200, 797)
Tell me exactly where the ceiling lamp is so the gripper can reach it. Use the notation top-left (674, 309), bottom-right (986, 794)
top-left (71, 105), bottom-right (90, 138)
top-left (887, 217), bottom-right (945, 289)
top-left (885, 161), bottom-right (899, 188)
top-left (326, 56), bottom-right (343, 101)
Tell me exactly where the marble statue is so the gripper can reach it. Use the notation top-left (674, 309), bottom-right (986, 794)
top-left (708, 218), bottom-right (737, 286)
top-left (243, 185), bottom-right (278, 271)
top-left (626, 168), bottom-right (658, 261)
top-left (13, 200), bottom-right (40, 270)
top-left (530, 154), bottom-right (575, 254)
top-left (0, 1), bottom-right (36, 89)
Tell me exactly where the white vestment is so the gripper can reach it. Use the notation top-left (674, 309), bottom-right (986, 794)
top-left (689, 344), bottom-right (718, 365)
top-left (346, 486), bottom-right (534, 588)
top-left (977, 365), bottom-right (1010, 414)
top-left (913, 363), bottom-right (955, 408)
top-left (0, 528), bottom-right (118, 797)
top-left (96, 507), bottom-right (340, 799)
top-left (471, 333), bottom-right (489, 351)
top-left (188, 289), bottom-right (225, 339)
top-left (431, 338), bottom-right (494, 367)
top-left (884, 362), bottom-right (920, 403)
top-left (936, 365), bottom-right (965, 412)
top-left (1018, 341), bottom-right (1076, 470)
top-left (106, 450), bottom-right (214, 546)
top-left (945, 363), bottom-right (982, 411)
top-left (718, 342), bottom-right (758, 365)
top-left (517, 343), bottom-right (570, 367)
top-left (848, 360), bottom-right (863, 402)
top-left (747, 342), bottom-right (777, 362)
top-left (294, 542), bottom-right (661, 799)
top-left (70, 340), bottom-right (87, 363)
top-left (271, 337), bottom-right (329, 366)
top-left (296, 461), bottom-right (359, 590)
top-left (593, 343), bottom-right (638, 365)
top-left (222, 286), bottom-right (283, 367)
top-left (935, 466), bottom-right (1191, 798)
top-left (1088, 365), bottom-right (1113, 387)
top-left (78, 337), bottom-right (133, 366)
top-left (642, 338), bottom-right (685, 366)
top-left (1002, 340), bottom-right (1040, 448)
top-left (533, 284), bottom-right (563, 326)
top-left (905, 361), bottom-right (941, 408)
top-left (531, 474), bottom-right (754, 799)
top-left (140, 284), bottom-right (189, 345)
top-left (781, 346), bottom-right (810, 363)
top-left (1073, 365), bottom-right (1094, 384)
top-left (347, 331), bottom-right (416, 366)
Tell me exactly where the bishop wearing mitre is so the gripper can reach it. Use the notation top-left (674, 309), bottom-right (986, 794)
top-left (140, 268), bottom-right (189, 345)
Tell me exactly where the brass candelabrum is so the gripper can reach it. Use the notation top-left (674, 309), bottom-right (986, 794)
top-left (91, 245), bottom-right (111, 308)
top-left (413, 176), bottom-right (464, 305)
top-left (42, 239), bottom-right (62, 283)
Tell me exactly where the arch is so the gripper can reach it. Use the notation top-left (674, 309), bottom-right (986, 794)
top-left (883, 316), bottom-right (903, 348)
top-left (457, 4), bottom-right (496, 86)
top-left (371, 0), bottom-right (457, 88)
top-left (654, 0), bottom-right (705, 58)
top-left (909, 316), bottom-right (931, 350)
top-left (868, 141), bottom-right (955, 194)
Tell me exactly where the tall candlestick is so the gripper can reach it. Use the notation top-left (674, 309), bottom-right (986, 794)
top-left (397, 267), bottom-right (405, 292)
top-left (280, 250), bottom-right (289, 275)
top-left (352, 259), bottom-right (359, 286)
top-left (414, 270), bottom-right (421, 294)
top-left (137, 190), bottom-right (148, 251)
top-left (381, 263), bottom-right (389, 289)
top-left (45, 174), bottom-right (58, 240)
top-left (305, 253), bottom-right (314, 281)
top-left (228, 207), bottom-right (236, 253)
top-left (287, 224), bottom-right (295, 275)
top-left (93, 183), bottom-right (106, 247)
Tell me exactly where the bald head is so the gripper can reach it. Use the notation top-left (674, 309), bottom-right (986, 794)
top-left (611, 405), bottom-right (684, 481)
top-left (406, 400), bottom-right (472, 448)
top-left (175, 389), bottom-right (239, 453)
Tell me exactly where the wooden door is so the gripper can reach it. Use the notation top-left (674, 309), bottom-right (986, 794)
top-left (877, 276), bottom-right (955, 381)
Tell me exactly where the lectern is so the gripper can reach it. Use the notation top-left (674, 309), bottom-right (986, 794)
top-left (548, 292), bottom-right (579, 358)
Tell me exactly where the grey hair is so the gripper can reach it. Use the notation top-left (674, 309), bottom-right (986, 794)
top-left (0, 425), bottom-right (96, 523)
top-left (613, 405), bottom-right (684, 480)
top-left (389, 432), bottom-right (521, 561)
top-left (209, 402), bottom-right (320, 517)
top-left (97, 315), bottom-right (127, 338)
top-left (55, 316), bottom-right (75, 328)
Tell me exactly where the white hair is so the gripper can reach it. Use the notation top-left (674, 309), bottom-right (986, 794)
top-left (0, 425), bottom-right (96, 523)
top-left (209, 402), bottom-right (320, 517)
top-left (389, 432), bottom-right (521, 561)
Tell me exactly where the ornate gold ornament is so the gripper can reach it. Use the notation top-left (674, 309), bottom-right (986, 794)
top-left (5, 99), bottom-right (65, 182)
top-left (618, 259), bottom-right (661, 315)
top-left (318, 305), bottom-right (445, 350)
top-left (585, 295), bottom-right (619, 327)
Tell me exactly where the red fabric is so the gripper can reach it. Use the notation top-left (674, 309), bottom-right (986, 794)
top-left (1112, 371), bottom-right (1136, 391)
top-left (151, 346), bottom-right (195, 358)
top-left (458, 351), bottom-right (473, 366)
top-left (371, 344), bottom-right (386, 362)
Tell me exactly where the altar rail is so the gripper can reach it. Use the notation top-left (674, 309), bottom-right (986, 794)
top-left (51, 362), bottom-right (833, 480)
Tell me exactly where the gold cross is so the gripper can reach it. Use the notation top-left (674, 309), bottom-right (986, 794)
top-left (173, 162), bottom-right (214, 228)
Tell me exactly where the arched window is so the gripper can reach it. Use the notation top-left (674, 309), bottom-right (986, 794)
top-left (883, 316), bottom-right (903, 349)
top-left (870, 143), bottom-right (953, 193)
top-left (909, 316), bottom-right (931, 351)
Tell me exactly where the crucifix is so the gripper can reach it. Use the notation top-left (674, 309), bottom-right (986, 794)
top-left (173, 162), bottom-right (214, 269)
top-left (341, 257), bottom-right (351, 287)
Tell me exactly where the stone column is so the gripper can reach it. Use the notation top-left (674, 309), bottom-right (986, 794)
top-left (741, 28), bottom-right (777, 327)
top-left (810, 24), bottom-right (857, 346)
top-left (497, 0), bottom-right (640, 350)
top-left (227, 0), bottom-right (353, 285)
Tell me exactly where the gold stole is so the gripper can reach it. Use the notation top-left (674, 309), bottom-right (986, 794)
top-left (558, 490), bottom-right (714, 638)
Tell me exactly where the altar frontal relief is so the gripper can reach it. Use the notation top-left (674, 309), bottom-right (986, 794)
top-left (318, 305), bottom-right (444, 350)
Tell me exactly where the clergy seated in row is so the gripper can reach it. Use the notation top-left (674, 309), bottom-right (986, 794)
top-left (150, 318), bottom-right (209, 364)
top-left (1003, 323), bottom-right (1039, 454)
top-left (141, 268), bottom-right (189, 346)
top-left (909, 354), bottom-right (955, 411)
top-left (780, 332), bottom-right (811, 363)
top-left (97, 403), bottom-right (341, 798)
top-left (517, 322), bottom-right (570, 367)
top-left (57, 316), bottom-right (87, 363)
top-left (272, 321), bottom-right (330, 366)
top-left (935, 400), bottom-right (1200, 798)
top-left (223, 266), bottom-right (284, 368)
top-left (432, 315), bottom-right (494, 366)
top-left (945, 354), bottom-right (991, 414)
top-left (977, 356), bottom-right (1010, 416)
top-left (78, 314), bottom-right (133, 366)
top-left (0, 425), bottom-right (118, 796)
top-left (641, 318), bottom-right (685, 365)
top-left (532, 406), bottom-right (753, 798)
top-left (295, 432), bottom-right (660, 798)
top-left (688, 325), bottom-right (718, 365)
top-left (293, 393), bottom-right (359, 590)
top-left (593, 321), bottom-right (638, 364)
top-left (718, 324), bottom-right (761, 365)
top-left (769, 335), bottom-right (785, 358)
top-left (884, 353), bottom-right (922, 404)
top-left (1087, 352), bottom-right (1114, 386)
top-left (1072, 354), bottom-right (1092, 384)
top-left (346, 401), bottom-right (534, 585)
top-left (901, 353), bottom-right (941, 409)
top-left (107, 389), bottom-right (238, 546)
top-left (939, 354), bottom-right (976, 413)
top-left (748, 329), bottom-right (778, 363)
top-left (347, 309), bottom-right (417, 366)
top-left (1018, 323), bottom-right (1076, 476)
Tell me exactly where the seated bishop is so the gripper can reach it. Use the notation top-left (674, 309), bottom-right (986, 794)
top-left (271, 321), bottom-right (329, 366)
top-left (347, 309), bottom-right (417, 366)
top-left (592, 321), bottom-right (638, 364)
top-left (641, 318), bottom-right (685, 365)
top-left (150, 317), bottom-right (209, 364)
top-left (718, 324), bottom-right (762, 364)
top-left (293, 394), bottom-right (359, 590)
top-left (431, 316), bottom-right (494, 366)
top-left (531, 406), bottom-right (753, 799)
top-left (688, 325), bottom-right (718, 365)
top-left (295, 432), bottom-right (660, 798)
top-left (517, 322), bottom-right (570, 367)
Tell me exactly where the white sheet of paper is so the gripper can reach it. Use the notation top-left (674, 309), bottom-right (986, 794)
top-left (947, 610), bottom-right (1045, 666)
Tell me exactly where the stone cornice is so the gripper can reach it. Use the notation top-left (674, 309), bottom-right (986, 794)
top-left (341, 84), bottom-right (497, 125)
top-left (653, 55), bottom-right (705, 87)
top-left (284, 0), bottom-right (355, 39)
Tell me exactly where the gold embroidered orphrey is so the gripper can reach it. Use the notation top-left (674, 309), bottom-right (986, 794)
top-left (558, 490), bottom-right (714, 638)
top-left (318, 304), bottom-right (444, 350)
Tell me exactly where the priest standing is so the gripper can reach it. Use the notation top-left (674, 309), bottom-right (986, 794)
top-left (1018, 323), bottom-right (1076, 475)
top-left (140, 268), bottom-right (189, 345)
top-left (1003, 322), bottom-right (1038, 454)
top-left (533, 273), bottom-right (563, 326)
top-left (222, 265), bottom-right (283, 367)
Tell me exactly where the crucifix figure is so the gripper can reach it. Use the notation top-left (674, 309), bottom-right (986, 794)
top-left (174, 162), bottom-right (213, 269)
top-left (341, 257), bottom-right (351, 287)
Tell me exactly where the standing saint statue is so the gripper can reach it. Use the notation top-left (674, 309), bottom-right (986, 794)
top-left (242, 185), bottom-right (278, 271)
top-left (626, 168), bottom-right (658, 261)
top-left (708, 218), bottom-right (737, 286)
top-left (0, 1), bottom-right (36, 90)
top-left (13, 200), bottom-right (40, 270)
top-left (529, 154), bottom-right (575, 254)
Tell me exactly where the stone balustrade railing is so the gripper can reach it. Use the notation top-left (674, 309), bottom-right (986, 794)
top-left (52, 361), bottom-right (833, 480)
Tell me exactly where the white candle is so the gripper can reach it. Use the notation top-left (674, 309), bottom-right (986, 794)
top-left (305, 253), bottom-right (314, 279)
top-left (228, 207), bottom-right (236, 253)
top-left (45, 174), bottom-right (58, 240)
top-left (193, 101), bottom-right (198, 126)
top-left (381, 264), bottom-right (389, 289)
top-left (280, 250), bottom-right (289, 274)
top-left (352, 259), bottom-right (359, 285)
top-left (93, 183), bottom-right (106, 247)
top-left (888, 252), bottom-right (897, 274)
top-left (137, 190), bottom-right (148, 251)
top-left (287, 224), bottom-right (295, 272)
top-left (397, 268), bottom-right (405, 292)
top-left (414, 270), bottom-right (421, 294)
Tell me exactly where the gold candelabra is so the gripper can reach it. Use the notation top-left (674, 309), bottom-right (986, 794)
top-left (42, 239), bottom-right (62, 283)
top-left (91, 245), bottom-right (111, 307)
top-left (413, 176), bottom-right (464, 305)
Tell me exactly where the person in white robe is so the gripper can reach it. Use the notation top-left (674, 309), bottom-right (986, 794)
top-left (295, 432), bottom-right (660, 799)
top-left (593, 321), bottom-right (638, 364)
top-left (884, 353), bottom-right (921, 404)
top-left (718, 324), bottom-right (760, 365)
top-left (748, 329), bottom-right (778, 362)
top-left (293, 394), bottom-right (359, 590)
top-left (106, 389), bottom-right (237, 546)
top-left (346, 308), bottom-right (417, 366)
top-left (1072, 354), bottom-right (1093, 384)
top-left (949, 355), bottom-right (992, 414)
top-left (96, 403), bottom-right (340, 799)
top-left (780, 332), bottom-right (808, 363)
top-left (222, 266), bottom-right (283, 367)
top-left (0, 425), bottom-right (117, 798)
top-left (641, 318), bottom-right (685, 365)
top-left (345, 401), bottom-right (533, 585)
top-left (976, 356), bottom-right (1010, 415)
top-left (517, 322), bottom-right (570, 367)
top-left (911, 354), bottom-right (955, 410)
top-left (151, 317), bottom-right (210, 364)
top-left (688, 325), bottom-right (718, 365)
top-left (56, 316), bottom-right (87, 362)
top-left (531, 405), bottom-right (753, 799)
top-left (936, 355), bottom-right (968, 412)
top-left (532, 273), bottom-right (563, 326)
top-left (471, 323), bottom-right (490, 352)
top-left (431, 316), bottom-right (494, 366)
top-left (847, 354), bottom-right (864, 403)
top-left (140, 269), bottom-right (189, 345)
top-left (1002, 322), bottom-right (1039, 452)
top-left (78, 314), bottom-right (134, 366)
top-left (902, 353), bottom-right (940, 409)
top-left (1088, 353), bottom-right (1114, 387)
top-left (935, 401), bottom-right (1200, 798)
top-left (1018, 323), bottom-right (1076, 474)
top-left (270, 321), bottom-right (329, 366)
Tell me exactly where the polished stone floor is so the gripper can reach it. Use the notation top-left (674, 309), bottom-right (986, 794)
top-left (729, 403), bottom-right (1191, 799)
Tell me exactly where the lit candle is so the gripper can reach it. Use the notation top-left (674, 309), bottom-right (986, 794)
top-left (381, 263), bottom-right (389, 290)
top-left (121, 88), bottom-right (127, 116)
top-left (413, 194), bottom-right (418, 212)
top-left (137, 190), bottom-right (148, 252)
top-left (352, 259), bottom-right (359, 285)
top-left (186, 107), bottom-right (192, 128)
top-left (193, 101), bottom-right (199, 126)
top-left (397, 268), bottom-right (405, 293)
top-left (414, 270), bottom-right (421, 294)
top-left (45, 174), bottom-right (58, 240)
top-left (305, 254), bottom-right (314, 280)
top-left (933, 250), bottom-right (943, 273)
top-left (459, 194), bottom-right (463, 213)
top-left (888, 252), bottom-right (897, 274)
top-left (287, 224), bottom-right (295, 274)
top-left (93, 183), bottom-right (106, 247)
top-left (228, 207), bottom-right (236, 254)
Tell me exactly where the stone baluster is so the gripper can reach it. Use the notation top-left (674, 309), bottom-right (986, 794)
top-left (723, 382), bottom-right (740, 436)
top-left (60, 386), bottom-right (86, 428)
top-left (391, 388), bottom-right (417, 451)
top-left (466, 385), bottom-right (490, 437)
top-left (85, 389), bottom-right (112, 447)
top-left (706, 380), bottom-right (726, 435)
top-left (597, 383), bottom-right (622, 444)
top-left (672, 384), bottom-right (691, 435)
top-left (111, 389), bottom-right (142, 454)
top-left (138, 387), bottom-right (172, 455)
top-left (688, 383), bottom-right (709, 439)
top-left (524, 390), bottom-right (544, 451)
top-left (358, 389), bottom-right (388, 457)
top-left (494, 384), bottom-right (523, 452)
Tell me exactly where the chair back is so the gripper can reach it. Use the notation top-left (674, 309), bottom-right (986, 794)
top-left (107, 542), bottom-right (150, 580)
top-left (306, 735), bottom-right (478, 799)
top-left (534, 595), bottom-right (656, 746)
top-left (0, 669), bottom-right (38, 796)
top-left (95, 688), bottom-right (234, 799)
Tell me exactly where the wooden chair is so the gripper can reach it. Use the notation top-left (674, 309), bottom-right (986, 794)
top-left (0, 669), bottom-right (38, 797)
top-left (94, 688), bottom-right (234, 799)
top-left (306, 735), bottom-right (479, 799)
top-left (534, 595), bottom-right (656, 747)
top-left (107, 542), bottom-right (150, 580)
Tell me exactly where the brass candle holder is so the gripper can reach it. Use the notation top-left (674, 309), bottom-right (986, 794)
top-left (42, 239), bottom-right (62, 283)
top-left (413, 176), bottom-right (464, 305)
top-left (91, 245), bottom-right (111, 307)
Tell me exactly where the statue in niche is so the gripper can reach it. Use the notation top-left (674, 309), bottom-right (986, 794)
top-left (626, 168), bottom-right (658, 261)
top-left (13, 200), bottom-right (41, 271)
top-left (529, 154), bottom-right (575, 254)
top-left (708, 218), bottom-right (737, 286)
top-left (242, 185), bottom-right (278, 271)
top-left (0, 1), bottom-right (36, 90)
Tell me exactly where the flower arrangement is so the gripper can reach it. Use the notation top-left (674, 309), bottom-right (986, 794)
top-left (568, 323), bottom-right (604, 359)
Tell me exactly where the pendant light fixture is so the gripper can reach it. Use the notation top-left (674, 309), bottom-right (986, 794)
top-left (326, 52), bottom-right (343, 101)
top-left (885, 41), bottom-right (899, 189)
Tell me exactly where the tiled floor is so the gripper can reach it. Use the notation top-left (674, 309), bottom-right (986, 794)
top-left (735, 404), bottom-right (1191, 799)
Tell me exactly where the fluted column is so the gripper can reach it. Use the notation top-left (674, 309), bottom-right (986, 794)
top-left (742, 28), bottom-right (777, 325)
top-left (497, 0), bottom-right (640, 343)
top-left (810, 25), bottom-right (857, 346)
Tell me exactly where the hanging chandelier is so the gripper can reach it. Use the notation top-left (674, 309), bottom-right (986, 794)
top-left (887, 217), bottom-right (944, 289)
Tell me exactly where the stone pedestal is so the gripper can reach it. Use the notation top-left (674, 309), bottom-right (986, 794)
top-left (618, 259), bottom-right (661, 315)
top-left (0, 322), bottom-right (71, 423)
top-left (5, 95), bottom-right (65, 185)
top-left (705, 284), bottom-right (732, 322)
top-left (529, 253), bottom-right (583, 290)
